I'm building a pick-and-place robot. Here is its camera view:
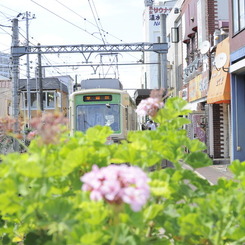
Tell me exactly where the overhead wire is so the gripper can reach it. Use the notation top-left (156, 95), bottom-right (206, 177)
top-left (30, 0), bottom-right (102, 42)
top-left (0, 1), bottom-right (143, 81)
top-left (29, 0), bottom-right (140, 63)
top-left (89, 0), bottom-right (122, 78)
top-left (0, 26), bottom-right (11, 36)
top-left (54, 0), bottom-right (123, 43)
top-left (0, 7), bottom-right (73, 78)
top-left (90, 0), bottom-right (107, 40)
top-left (87, 0), bottom-right (106, 45)
top-left (0, 3), bottom-right (19, 15)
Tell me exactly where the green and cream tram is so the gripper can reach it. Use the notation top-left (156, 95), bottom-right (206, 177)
top-left (69, 78), bottom-right (137, 143)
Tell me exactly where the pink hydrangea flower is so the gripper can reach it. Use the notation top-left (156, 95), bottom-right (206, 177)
top-left (136, 89), bottom-right (165, 118)
top-left (28, 112), bottom-right (68, 145)
top-left (81, 164), bottom-right (150, 212)
top-left (136, 97), bottom-right (164, 117)
top-left (27, 130), bottom-right (37, 140)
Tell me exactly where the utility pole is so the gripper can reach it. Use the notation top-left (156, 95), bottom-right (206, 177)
top-left (37, 44), bottom-right (43, 111)
top-left (160, 14), bottom-right (168, 90)
top-left (157, 36), bottom-right (161, 89)
top-left (11, 18), bottom-right (20, 151)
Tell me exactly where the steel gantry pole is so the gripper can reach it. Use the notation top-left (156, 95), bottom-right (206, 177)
top-left (24, 11), bottom-right (35, 122)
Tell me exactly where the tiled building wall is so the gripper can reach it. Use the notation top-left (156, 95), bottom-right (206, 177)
top-left (213, 104), bottom-right (222, 158)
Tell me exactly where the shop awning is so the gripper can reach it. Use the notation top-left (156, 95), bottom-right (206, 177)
top-left (207, 37), bottom-right (230, 104)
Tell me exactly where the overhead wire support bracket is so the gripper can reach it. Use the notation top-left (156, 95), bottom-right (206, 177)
top-left (11, 42), bottom-right (168, 57)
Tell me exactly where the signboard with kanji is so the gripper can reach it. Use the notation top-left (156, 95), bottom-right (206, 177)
top-left (148, 6), bottom-right (172, 26)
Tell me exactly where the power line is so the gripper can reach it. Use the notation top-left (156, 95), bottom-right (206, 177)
top-left (30, 0), bottom-right (103, 42)
top-left (0, 26), bottom-right (11, 36)
top-left (54, 0), bottom-right (123, 43)
top-left (90, 0), bottom-right (107, 41)
top-left (87, 0), bottom-right (106, 45)
top-left (0, 3), bottom-right (19, 15)
top-left (0, 24), bottom-right (11, 28)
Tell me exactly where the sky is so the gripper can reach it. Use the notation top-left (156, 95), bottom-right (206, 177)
top-left (0, 0), bottom-right (148, 93)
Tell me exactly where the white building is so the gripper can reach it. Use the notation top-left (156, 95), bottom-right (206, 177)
top-left (0, 52), bottom-right (11, 79)
top-left (142, 0), bottom-right (177, 89)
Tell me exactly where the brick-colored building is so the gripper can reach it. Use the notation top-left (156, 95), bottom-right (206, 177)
top-left (177, 0), bottom-right (230, 162)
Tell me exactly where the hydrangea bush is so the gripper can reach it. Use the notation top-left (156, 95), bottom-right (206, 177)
top-left (0, 94), bottom-right (245, 245)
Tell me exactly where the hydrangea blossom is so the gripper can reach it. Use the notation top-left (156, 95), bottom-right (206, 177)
top-left (136, 97), bottom-right (164, 117)
top-left (136, 89), bottom-right (165, 118)
top-left (81, 164), bottom-right (150, 212)
top-left (0, 116), bottom-right (23, 139)
top-left (28, 112), bottom-right (68, 144)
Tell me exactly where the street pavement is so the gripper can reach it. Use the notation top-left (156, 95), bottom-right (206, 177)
top-left (182, 162), bottom-right (234, 185)
top-left (152, 160), bottom-right (234, 185)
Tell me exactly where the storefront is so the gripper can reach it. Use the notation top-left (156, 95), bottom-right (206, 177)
top-left (207, 37), bottom-right (231, 161)
top-left (188, 71), bottom-right (209, 146)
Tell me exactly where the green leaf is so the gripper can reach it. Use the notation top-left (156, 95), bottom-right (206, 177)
top-left (85, 126), bottom-right (112, 144)
top-left (80, 231), bottom-right (106, 244)
top-left (24, 231), bottom-right (53, 245)
top-left (144, 204), bottom-right (164, 221)
top-left (186, 138), bottom-right (207, 152)
top-left (229, 160), bottom-right (245, 179)
top-left (15, 154), bottom-right (44, 178)
top-left (150, 179), bottom-right (173, 198)
top-left (185, 151), bottom-right (212, 169)
top-left (78, 201), bottom-right (109, 226)
top-left (41, 198), bottom-right (74, 224)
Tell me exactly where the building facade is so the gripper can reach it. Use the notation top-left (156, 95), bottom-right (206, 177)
top-left (0, 52), bottom-right (11, 79)
top-left (229, 0), bottom-right (245, 161)
top-left (141, 1), bottom-right (231, 163)
top-left (143, 0), bottom-right (177, 89)
top-left (19, 77), bottom-right (70, 121)
top-left (0, 79), bottom-right (11, 117)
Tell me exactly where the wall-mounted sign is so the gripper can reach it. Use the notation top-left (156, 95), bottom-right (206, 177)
top-left (189, 73), bottom-right (209, 102)
top-left (179, 87), bottom-right (188, 101)
top-left (207, 37), bottom-right (230, 104)
top-left (149, 6), bottom-right (173, 26)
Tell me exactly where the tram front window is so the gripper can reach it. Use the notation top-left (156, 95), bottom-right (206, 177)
top-left (76, 104), bottom-right (120, 132)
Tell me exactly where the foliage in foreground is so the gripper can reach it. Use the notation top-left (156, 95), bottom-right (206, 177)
top-left (0, 97), bottom-right (244, 245)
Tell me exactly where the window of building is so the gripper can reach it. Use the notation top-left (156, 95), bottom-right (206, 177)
top-left (47, 92), bottom-right (55, 108)
top-left (22, 91), bottom-right (56, 110)
top-left (186, 34), bottom-right (197, 64)
top-left (233, 0), bottom-right (245, 34)
top-left (31, 92), bottom-right (38, 109)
